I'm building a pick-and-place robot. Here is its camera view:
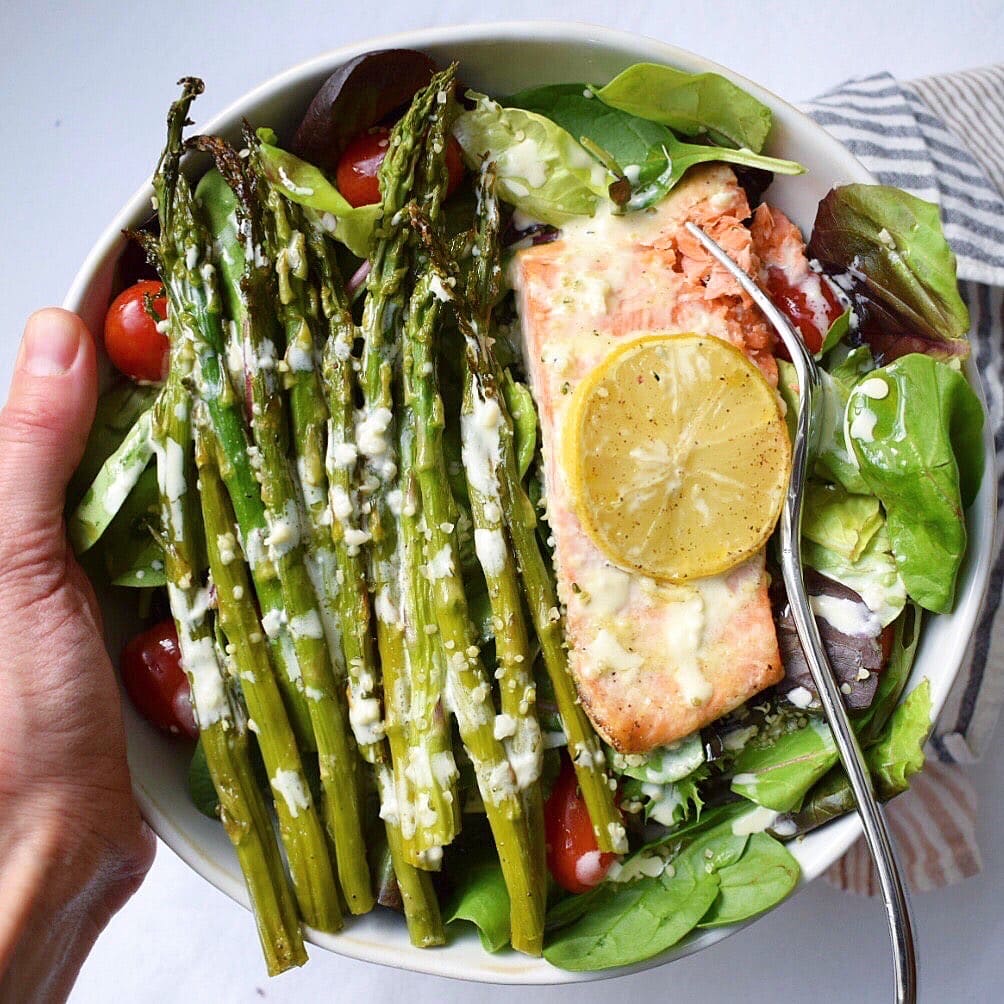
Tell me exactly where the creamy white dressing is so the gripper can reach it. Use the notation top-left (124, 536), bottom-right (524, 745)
top-left (581, 628), bottom-right (643, 679)
top-left (425, 545), bottom-right (455, 581)
top-left (349, 696), bottom-right (385, 746)
top-left (265, 498), bottom-right (301, 558)
top-left (786, 685), bottom-right (815, 709)
top-left (289, 610), bottom-right (324, 640)
top-left (663, 592), bottom-right (712, 707)
top-left (271, 769), bottom-right (312, 817)
top-left (261, 607), bottom-right (285, 639)
top-left (461, 388), bottom-right (503, 500)
top-left (858, 376), bottom-right (889, 400)
top-left (356, 406), bottom-right (394, 459)
top-left (473, 528), bottom-right (507, 577)
top-left (330, 440), bottom-right (359, 469)
top-left (243, 527), bottom-right (267, 569)
top-left (429, 273), bottom-right (453, 302)
top-left (493, 713), bottom-right (517, 740)
top-left (732, 805), bottom-right (779, 836)
top-left (330, 485), bottom-right (353, 521)
top-left (849, 407), bottom-right (878, 443)
top-left (581, 564), bottom-right (632, 617)
top-left (216, 532), bottom-right (238, 566)
top-left (811, 593), bottom-right (881, 638)
top-left (286, 339), bottom-right (314, 374)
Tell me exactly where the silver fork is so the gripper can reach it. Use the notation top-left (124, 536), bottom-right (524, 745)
top-left (685, 222), bottom-right (917, 1004)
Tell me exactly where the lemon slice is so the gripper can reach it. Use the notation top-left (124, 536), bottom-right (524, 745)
top-left (565, 333), bottom-right (791, 582)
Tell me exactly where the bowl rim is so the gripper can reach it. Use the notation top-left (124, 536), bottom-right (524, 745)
top-left (62, 18), bottom-right (998, 985)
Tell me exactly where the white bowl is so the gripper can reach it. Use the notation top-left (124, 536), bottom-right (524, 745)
top-left (63, 20), bottom-right (997, 985)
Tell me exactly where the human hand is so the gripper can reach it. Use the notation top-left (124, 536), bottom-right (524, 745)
top-left (0, 310), bottom-right (155, 1003)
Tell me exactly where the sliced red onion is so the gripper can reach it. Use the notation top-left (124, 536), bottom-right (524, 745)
top-left (348, 259), bottom-right (371, 296)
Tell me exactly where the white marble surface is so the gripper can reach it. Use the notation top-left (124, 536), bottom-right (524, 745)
top-left (3, 2), bottom-right (1003, 1001)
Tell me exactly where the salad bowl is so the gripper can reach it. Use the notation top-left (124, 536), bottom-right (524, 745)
top-left (63, 20), bottom-right (996, 983)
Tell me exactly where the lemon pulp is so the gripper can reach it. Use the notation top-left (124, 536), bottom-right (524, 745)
top-left (564, 333), bottom-right (791, 582)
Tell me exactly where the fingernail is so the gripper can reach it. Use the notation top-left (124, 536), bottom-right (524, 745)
top-left (19, 312), bottom-right (82, 377)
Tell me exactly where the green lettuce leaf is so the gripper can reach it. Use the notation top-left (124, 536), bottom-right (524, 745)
top-left (255, 128), bottom-right (380, 258)
top-left (858, 603), bottom-right (922, 744)
top-left (778, 360), bottom-right (869, 494)
top-left (507, 84), bottom-right (802, 211)
top-left (614, 732), bottom-right (705, 784)
top-left (730, 719), bottom-right (838, 812)
top-left (802, 482), bottom-right (883, 561)
top-left (866, 679), bottom-right (932, 799)
top-left (846, 354), bottom-right (985, 612)
top-left (809, 184), bottom-right (970, 352)
top-left (452, 92), bottom-right (608, 225)
top-left (594, 63), bottom-right (774, 151)
top-left (804, 525), bottom-right (907, 628)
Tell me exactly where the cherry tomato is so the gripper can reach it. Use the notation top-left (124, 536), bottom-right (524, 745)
top-left (335, 126), bottom-right (466, 208)
top-left (121, 620), bottom-right (198, 739)
top-left (104, 280), bottom-right (169, 382)
top-left (766, 267), bottom-right (844, 356)
top-left (544, 756), bottom-right (620, 894)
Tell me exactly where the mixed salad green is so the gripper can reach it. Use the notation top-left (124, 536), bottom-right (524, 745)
top-left (69, 48), bottom-right (983, 975)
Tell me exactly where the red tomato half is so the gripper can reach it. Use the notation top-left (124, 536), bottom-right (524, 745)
top-left (121, 620), bottom-right (198, 739)
top-left (335, 126), bottom-right (466, 208)
top-left (766, 267), bottom-right (844, 356)
top-left (544, 756), bottom-right (620, 894)
top-left (104, 280), bottom-right (169, 382)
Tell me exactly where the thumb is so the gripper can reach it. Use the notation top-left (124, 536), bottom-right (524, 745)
top-left (0, 309), bottom-right (97, 582)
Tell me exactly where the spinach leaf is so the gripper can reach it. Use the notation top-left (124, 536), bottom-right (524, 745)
top-left (255, 128), bottom-right (380, 258)
top-left (508, 84), bottom-right (803, 211)
top-left (188, 739), bottom-right (220, 819)
top-left (443, 844), bottom-right (512, 952)
top-left (594, 63), bottom-right (774, 152)
top-left (698, 833), bottom-right (800, 928)
top-left (846, 354), bottom-right (984, 612)
top-left (730, 719), bottom-right (838, 812)
top-left (100, 466), bottom-right (166, 588)
top-left (543, 839), bottom-right (720, 970)
top-left (68, 381), bottom-right (158, 509)
top-left (452, 92), bottom-right (608, 225)
top-left (818, 307), bottom-right (852, 357)
top-left (828, 343), bottom-right (876, 390)
top-left (545, 814), bottom-right (750, 969)
top-left (809, 185), bottom-right (970, 355)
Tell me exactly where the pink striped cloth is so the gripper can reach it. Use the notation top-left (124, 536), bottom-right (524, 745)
top-left (801, 66), bottom-right (1004, 896)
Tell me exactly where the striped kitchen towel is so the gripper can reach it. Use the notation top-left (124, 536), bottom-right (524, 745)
top-left (800, 65), bottom-right (1004, 894)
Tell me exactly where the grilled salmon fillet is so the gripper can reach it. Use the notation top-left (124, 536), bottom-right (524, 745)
top-left (512, 164), bottom-right (789, 753)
